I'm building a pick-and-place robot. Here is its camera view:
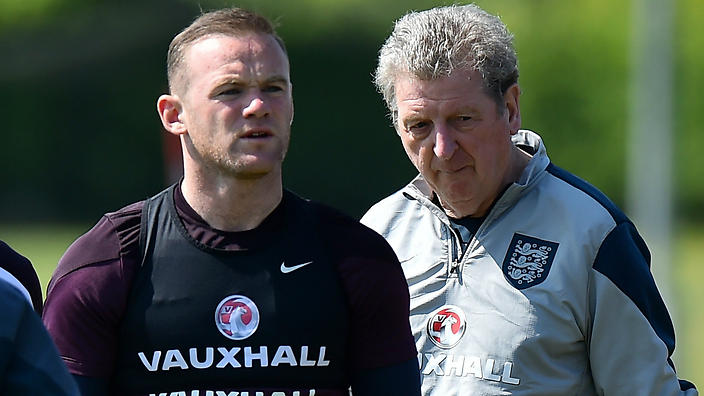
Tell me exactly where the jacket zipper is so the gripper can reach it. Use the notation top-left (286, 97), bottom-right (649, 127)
top-left (447, 224), bottom-right (463, 275)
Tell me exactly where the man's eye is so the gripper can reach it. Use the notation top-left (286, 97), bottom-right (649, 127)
top-left (219, 88), bottom-right (242, 96)
top-left (407, 122), bottom-right (430, 137)
top-left (409, 122), bottom-right (428, 131)
top-left (262, 85), bottom-right (284, 93)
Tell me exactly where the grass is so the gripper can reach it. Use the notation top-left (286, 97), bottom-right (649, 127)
top-left (0, 221), bottom-right (701, 387)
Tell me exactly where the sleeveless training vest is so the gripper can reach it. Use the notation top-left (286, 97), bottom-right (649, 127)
top-left (112, 186), bottom-right (350, 396)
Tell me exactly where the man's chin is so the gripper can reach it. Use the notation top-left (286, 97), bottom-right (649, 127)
top-left (226, 166), bottom-right (273, 180)
top-left (218, 154), bottom-right (284, 179)
top-left (225, 162), bottom-right (282, 180)
top-left (435, 191), bottom-right (482, 218)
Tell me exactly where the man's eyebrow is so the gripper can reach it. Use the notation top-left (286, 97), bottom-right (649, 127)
top-left (213, 76), bottom-right (245, 86)
top-left (400, 112), bottom-right (425, 123)
top-left (214, 76), bottom-right (289, 84)
top-left (262, 76), bottom-right (289, 84)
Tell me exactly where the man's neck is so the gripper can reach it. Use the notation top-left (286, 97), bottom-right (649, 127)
top-left (180, 171), bottom-right (283, 232)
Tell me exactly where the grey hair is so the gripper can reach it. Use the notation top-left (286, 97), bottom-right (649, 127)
top-left (375, 4), bottom-right (518, 117)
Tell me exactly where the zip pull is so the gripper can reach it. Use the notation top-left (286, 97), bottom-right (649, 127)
top-left (450, 259), bottom-right (460, 274)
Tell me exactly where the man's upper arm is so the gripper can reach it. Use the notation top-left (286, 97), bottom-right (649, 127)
top-left (351, 357), bottom-right (420, 396)
top-left (43, 257), bottom-right (125, 377)
top-left (43, 208), bottom-right (141, 378)
top-left (588, 222), bottom-right (697, 394)
top-left (331, 220), bottom-right (417, 370)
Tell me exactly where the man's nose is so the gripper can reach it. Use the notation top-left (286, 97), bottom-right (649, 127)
top-left (433, 126), bottom-right (458, 160)
top-left (243, 94), bottom-right (268, 118)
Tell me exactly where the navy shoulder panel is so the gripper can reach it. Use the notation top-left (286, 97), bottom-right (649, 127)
top-left (0, 240), bottom-right (43, 314)
top-left (679, 379), bottom-right (697, 391)
top-left (595, 222), bottom-right (673, 355)
top-left (547, 165), bottom-right (675, 357)
top-left (546, 163), bottom-right (629, 225)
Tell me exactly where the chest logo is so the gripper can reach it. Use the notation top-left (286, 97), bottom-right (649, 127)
top-left (502, 233), bottom-right (559, 290)
top-left (280, 261), bottom-right (313, 274)
top-left (215, 295), bottom-right (260, 340)
top-left (427, 305), bottom-right (467, 349)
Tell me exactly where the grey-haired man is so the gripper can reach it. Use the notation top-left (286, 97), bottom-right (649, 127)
top-left (362, 4), bottom-right (697, 395)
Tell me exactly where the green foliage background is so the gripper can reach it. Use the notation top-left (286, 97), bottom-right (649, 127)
top-left (1, 0), bottom-right (703, 222)
top-left (0, 0), bottom-right (702, 388)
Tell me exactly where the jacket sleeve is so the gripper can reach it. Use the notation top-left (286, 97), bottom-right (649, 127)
top-left (588, 221), bottom-right (697, 395)
top-left (0, 281), bottom-right (79, 395)
top-left (0, 240), bottom-right (44, 314)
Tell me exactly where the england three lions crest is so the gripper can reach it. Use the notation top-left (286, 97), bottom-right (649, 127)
top-left (502, 233), bottom-right (559, 290)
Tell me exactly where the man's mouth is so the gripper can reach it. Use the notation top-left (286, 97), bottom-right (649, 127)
top-left (434, 165), bottom-right (469, 174)
top-left (242, 129), bottom-right (273, 139)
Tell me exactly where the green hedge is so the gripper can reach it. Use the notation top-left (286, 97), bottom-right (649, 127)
top-left (1, 0), bottom-right (702, 222)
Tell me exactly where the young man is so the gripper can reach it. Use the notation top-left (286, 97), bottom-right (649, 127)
top-left (43, 8), bottom-right (420, 396)
top-left (361, 4), bottom-right (697, 395)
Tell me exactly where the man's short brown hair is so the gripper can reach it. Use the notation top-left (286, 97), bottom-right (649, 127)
top-left (166, 7), bottom-right (287, 94)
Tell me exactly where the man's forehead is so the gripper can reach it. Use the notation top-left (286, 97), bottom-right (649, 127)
top-left (396, 68), bottom-right (484, 100)
top-left (187, 34), bottom-right (288, 76)
top-left (186, 33), bottom-right (282, 61)
top-left (397, 68), bottom-right (477, 87)
top-left (173, 33), bottom-right (290, 96)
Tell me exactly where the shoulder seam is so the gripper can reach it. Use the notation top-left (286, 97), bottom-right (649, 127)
top-left (104, 201), bottom-right (144, 220)
top-left (546, 163), bottom-right (630, 226)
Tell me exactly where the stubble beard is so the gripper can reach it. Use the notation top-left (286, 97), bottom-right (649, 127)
top-left (208, 142), bottom-right (289, 181)
top-left (184, 130), bottom-right (290, 181)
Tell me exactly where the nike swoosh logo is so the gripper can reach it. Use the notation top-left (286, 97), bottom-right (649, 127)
top-left (280, 261), bottom-right (313, 274)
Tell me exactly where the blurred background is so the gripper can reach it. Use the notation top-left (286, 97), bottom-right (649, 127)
top-left (0, 0), bottom-right (701, 386)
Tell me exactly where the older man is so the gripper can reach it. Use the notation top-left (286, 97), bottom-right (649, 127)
top-left (361, 4), bottom-right (697, 395)
top-left (43, 7), bottom-right (419, 396)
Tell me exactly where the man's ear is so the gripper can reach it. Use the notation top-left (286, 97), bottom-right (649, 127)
top-left (289, 82), bottom-right (295, 126)
top-left (393, 111), bottom-right (402, 137)
top-left (157, 94), bottom-right (187, 135)
top-left (504, 83), bottom-right (521, 135)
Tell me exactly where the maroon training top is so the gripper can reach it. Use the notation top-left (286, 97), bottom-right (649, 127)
top-left (43, 185), bottom-right (416, 381)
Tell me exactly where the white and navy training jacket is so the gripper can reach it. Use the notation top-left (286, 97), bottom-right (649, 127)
top-left (362, 130), bottom-right (697, 396)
